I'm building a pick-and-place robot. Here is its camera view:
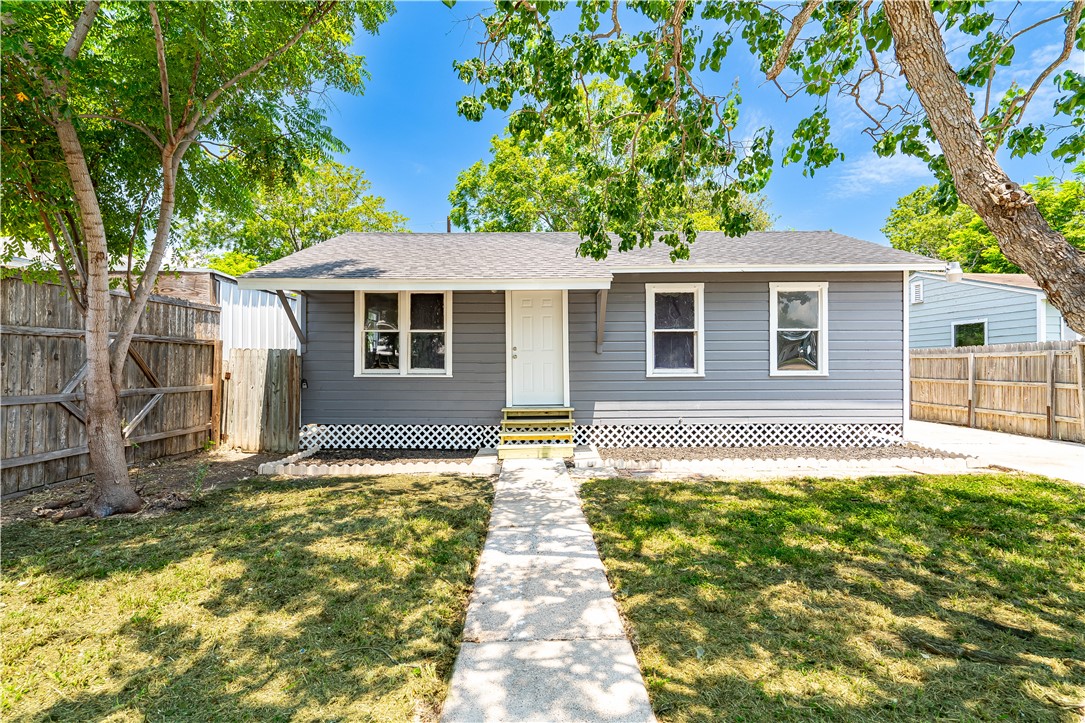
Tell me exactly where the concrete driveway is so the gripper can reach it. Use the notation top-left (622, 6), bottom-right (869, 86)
top-left (906, 420), bottom-right (1085, 486)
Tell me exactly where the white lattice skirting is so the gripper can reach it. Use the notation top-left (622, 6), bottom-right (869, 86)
top-left (300, 423), bottom-right (905, 450)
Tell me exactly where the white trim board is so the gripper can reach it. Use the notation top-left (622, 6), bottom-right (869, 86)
top-left (912, 271), bottom-right (1045, 297)
top-left (644, 282), bottom-right (706, 378)
top-left (950, 318), bottom-right (989, 346)
top-left (240, 264), bottom-right (945, 291)
top-left (504, 289), bottom-right (571, 407)
top-left (241, 277), bottom-right (612, 292)
top-left (769, 281), bottom-right (829, 377)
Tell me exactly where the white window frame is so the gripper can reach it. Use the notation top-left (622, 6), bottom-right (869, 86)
top-left (769, 281), bottom-right (829, 377)
top-left (910, 280), bottom-right (924, 304)
top-left (645, 282), bottom-right (705, 378)
top-left (951, 318), bottom-right (987, 347)
top-left (354, 290), bottom-right (453, 377)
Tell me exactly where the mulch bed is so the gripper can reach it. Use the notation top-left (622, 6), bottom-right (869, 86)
top-left (308, 448), bottom-right (476, 465)
top-left (598, 443), bottom-right (960, 462)
top-left (1, 449), bottom-right (283, 524)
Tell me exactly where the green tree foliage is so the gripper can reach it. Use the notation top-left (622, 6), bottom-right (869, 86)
top-left (179, 159), bottom-right (408, 266)
top-left (885, 166), bottom-right (1085, 273)
top-left (449, 82), bottom-right (773, 234)
top-left (0, 1), bottom-right (392, 515)
top-left (204, 251), bottom-right (262, 277)
top-left (447, 2), bottom-right (1085, 332)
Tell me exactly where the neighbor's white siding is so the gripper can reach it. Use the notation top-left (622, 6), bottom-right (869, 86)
top-left (217, 279), bottom-right (301, 360)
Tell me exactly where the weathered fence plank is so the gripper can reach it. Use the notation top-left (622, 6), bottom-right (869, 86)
top-left (910, 341), bottom-right (1085, 442)
top-left (221, 348), bottom-right (299, 454)
top-left (0, 278), bottom-right (220, 496)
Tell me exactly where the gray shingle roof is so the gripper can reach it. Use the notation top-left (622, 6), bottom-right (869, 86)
top-left (241, 231), bottom-right (940, 282)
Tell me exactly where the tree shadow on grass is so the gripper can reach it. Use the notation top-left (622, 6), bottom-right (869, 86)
top-left (1, 473), bottom-right (493, 722)
top-left (582, 473), bottom-right (1085, 722)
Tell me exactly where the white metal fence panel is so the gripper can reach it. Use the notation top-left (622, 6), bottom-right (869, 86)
top-left (217, 279), bottom-right (301, 360)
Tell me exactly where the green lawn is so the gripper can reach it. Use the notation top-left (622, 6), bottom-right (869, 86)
top-left (581, 473), bottom-right (1085, 722)
top-left (1, 474), bottom-right (493, 722)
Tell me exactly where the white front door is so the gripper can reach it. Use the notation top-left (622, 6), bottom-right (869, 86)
top-left (509, 290), bottom-right (565, 406)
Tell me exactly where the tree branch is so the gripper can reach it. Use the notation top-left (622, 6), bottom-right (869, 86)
top-left (77, 114), bottom-right (164, 150)
top-left (148, 2), bottom-right (173, 138)
top-left (179, 1), bottom-right (337, 140)
top-left (767, 0), bottom-right (821, 81)
top-left (979, 8), bottom-right (1070, 120)
top-left (990, 0), bottom-right (1083, 146)
top-left (62, 1), bottom-right (100, 61)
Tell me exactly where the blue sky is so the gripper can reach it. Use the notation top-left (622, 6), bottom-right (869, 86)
top-left (326, 1), bottom-right (1080, 244)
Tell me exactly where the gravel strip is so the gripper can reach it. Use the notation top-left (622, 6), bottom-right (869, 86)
top-left (598, 444), bottom-right (960, 462)
top-left (308, 448), bottom-right (476, 465)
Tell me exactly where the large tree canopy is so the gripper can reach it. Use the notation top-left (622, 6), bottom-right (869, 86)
top-left (884, 165), bottom-right (1085, 272)
top-left (178, 158), bottom-right (408, 272)
top-left (451, 0), bottom-right (1085, 331)
top-left (1, 1), bottom-right (392, 516)
top-left (449, 80), bottom-right (773, 234)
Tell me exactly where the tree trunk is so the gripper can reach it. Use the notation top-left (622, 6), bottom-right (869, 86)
top-left (884, 0), bottom-right (1085, 334)
top-left (55, 119), bottom-right (142, 517)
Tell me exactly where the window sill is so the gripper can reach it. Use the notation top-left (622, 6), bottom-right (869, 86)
top-left (769, 370), bottom-right (829, 377)
top-left (354, 372), bottom-right (453, 378)
top-left (647, 371), bottom-right (705, 379)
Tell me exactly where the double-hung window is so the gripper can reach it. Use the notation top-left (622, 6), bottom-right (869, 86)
top-left (645, 283), bottom-right (704, 377)
top-left (355, 291), bottom-right (452, 376)
top-left (769, 282), bottom-right (828, 376)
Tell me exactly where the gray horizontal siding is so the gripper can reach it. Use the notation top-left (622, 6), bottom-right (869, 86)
top-left (909, 275), bottom-right (1039, 348)
top-left (302, 272), bottom-right (907, 428)
top-left (301, 291), bottom-right (506, 425)
top-left (571, 272), bottom-right (905, 425)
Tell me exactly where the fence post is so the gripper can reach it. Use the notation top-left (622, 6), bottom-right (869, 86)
top-left (1046, 349), bottom-right (1057, 439)
top-left (211, 340), bottom-right (223, 445)
top-left (967, 353), bottom-right (976, 429)
top-left (1076, 343), bottom-right (1085, 442)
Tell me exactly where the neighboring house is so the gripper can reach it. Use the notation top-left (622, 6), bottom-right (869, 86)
top-left (239, 231), bottom-right (941, 456)
top-left (109, 268), bottom-right (302, 360)
top-left (908, 271), bottom-right (1081, 348)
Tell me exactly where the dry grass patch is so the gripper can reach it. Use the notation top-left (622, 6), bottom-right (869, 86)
top-left (581, 473), bottom-right (1085, 721)
top-left (1, 473), bottom-right (493, 722)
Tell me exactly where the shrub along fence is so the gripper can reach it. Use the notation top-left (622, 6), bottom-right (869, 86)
top-left (910, 340), bottom-right (1085, 442)
top-left (1, 278), bottom-right (222, 497)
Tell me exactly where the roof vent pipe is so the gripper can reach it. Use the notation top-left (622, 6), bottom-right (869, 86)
top-left (945, 261), bottom-right (964, 283)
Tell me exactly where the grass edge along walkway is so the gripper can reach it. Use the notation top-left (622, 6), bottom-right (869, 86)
top-left (2, 473), bottom-right (493, 722)
top-left (581, 472), bottom-right (1085, 722)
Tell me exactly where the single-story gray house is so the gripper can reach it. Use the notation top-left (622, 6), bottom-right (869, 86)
top-left (909, 271), bottom-right (1082, 348)
top-left (238, 232), bottom-right (941, 456)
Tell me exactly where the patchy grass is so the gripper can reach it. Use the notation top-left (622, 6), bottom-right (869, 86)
top-left (1, 474), bottom-right (493, 722)
top-left (581, 473), bottom-right (1085, 722)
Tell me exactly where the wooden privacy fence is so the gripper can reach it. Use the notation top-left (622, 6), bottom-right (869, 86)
top-left (221, 348), bottom-right (299, 454)
top-left (911, 341), bottom-right (1085, 442)
top-left (1, 277), bottom-right (222, 496)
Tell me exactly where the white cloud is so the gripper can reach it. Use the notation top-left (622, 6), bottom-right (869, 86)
top-left (830, 153), bottom-right (933, 198)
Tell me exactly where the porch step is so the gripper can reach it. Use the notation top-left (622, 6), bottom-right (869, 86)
top-left (498, 406), bottom-right (576, 459)
top-left (498, 443), bottom-right (575, 460)
top-left (501, 418), bottom-right (573, 430)
top-left (502, 406), bottom-right (574, 420)
top-left (499, 430), bottom-right (575, 443)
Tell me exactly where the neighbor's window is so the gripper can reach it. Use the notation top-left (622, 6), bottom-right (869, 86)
top-left (356, 291), bottom-right (452, 376)
top-left (953, 320), bottom-right (986, 347)
top-left (770, 282), bottom-right (828, 375)
top-left (645, 283), bottom-right (704, 376)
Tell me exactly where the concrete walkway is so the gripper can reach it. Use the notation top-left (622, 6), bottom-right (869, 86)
top-left (906, 420), bottom-right (1085, 486)
top-left (442, 459), bottom-right (655, 723)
